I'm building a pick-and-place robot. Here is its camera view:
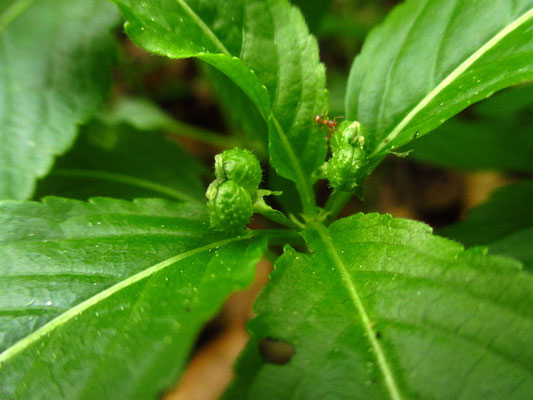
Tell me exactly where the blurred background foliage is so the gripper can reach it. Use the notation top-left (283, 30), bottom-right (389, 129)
top-left (36, 0), bottom-right (531, 231)
top-left (32, 2), bottom-right (532, 397)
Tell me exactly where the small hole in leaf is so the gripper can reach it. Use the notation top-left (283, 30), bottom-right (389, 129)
top-left (259, 338), bottom-right (295, 365)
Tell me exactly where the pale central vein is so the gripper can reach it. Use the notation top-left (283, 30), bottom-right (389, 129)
top-left (175, 0), bottom-right (231, 56)
top-left (372, 7), bottom-right (533, 156)
top-left (51, 168), bottom-right (201, 204)
top-left (173, 1), bottom-right (314, 213)
top-left (172, 1), bottom-right (314, 214)
top-left (314, 223), bottom-right (402, 400)
top-left (0, 235), bottom-right (250, 363)
top-left (271, 116), bottom-right (314, 215)
top-left (0, 0), bottom-right (35, 33)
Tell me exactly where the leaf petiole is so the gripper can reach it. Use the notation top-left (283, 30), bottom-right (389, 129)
top-left (323, 191), bottom-right (353, 223)
top-left (164, 118), bottom-right (242, 149)
top-left (253, 229), bottom-right (304, 247)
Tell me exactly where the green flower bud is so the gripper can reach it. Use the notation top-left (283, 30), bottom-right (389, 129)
top-left (207, 180), bottom-right (253, 233)
top-left (327, 144), bottom-right (368, 192)
top-left (214, 148), bottom-right (262, 195)
top-left (331, 120), bottom-right (364, 151)
top-left (324, 120), bottom-right (368, 192)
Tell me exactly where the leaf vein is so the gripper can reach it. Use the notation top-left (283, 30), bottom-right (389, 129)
top-left (373, 6), bottom-right (533, 155)
top-left (0, 234), bottom-right (251, 363)
top-left (313, 223), bottom-right (403, 400)
top-left (175, 0), bottom-right (230, 56)
top-left (382, 318), bottom-right (533, 377)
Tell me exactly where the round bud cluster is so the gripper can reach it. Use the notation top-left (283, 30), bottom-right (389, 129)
top-left (214, 148), bottom-right (262, 195)
top-left (326, 121), bottom-right (368, 192)
top-left (206, 148), bottom-right (262, 233)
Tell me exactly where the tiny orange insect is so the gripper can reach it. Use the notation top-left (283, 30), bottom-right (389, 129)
top-left (313, 114), bottom-right (337, 130)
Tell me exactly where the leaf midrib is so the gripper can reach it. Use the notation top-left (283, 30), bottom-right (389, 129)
top-left (372, 7), bottom-right (533, 156)
top-left (172, 0), bottom-right (315, 214)
top-left (271, 116), bottom-right (314, 215)
top-left (51, 168), bottom-right (201, 203)
top-left (0, 233), bottom-right (251, 363)
top-left (0, 0), bottom-right (35, 33)
top-left (313, 222), bottom-right (402, 400)
top-left (176, 0), bottom-right (230, 56)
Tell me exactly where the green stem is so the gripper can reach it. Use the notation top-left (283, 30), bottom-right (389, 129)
top-left (324, 191), bottom-right (352, 223)
top-left (166, 119), bottom-right (240, 149)
top-left (51, 169), bottom-right (201, 203)
top-left (254, 229), bottom-right (304, 247)
top-left (256, 211), bottom-right (299, 230)
top-left (271, 116), bottom-right (317, 216)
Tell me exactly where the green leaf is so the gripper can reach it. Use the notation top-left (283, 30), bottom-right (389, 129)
top-left (201, 64), bottom-right (269, 154)
top-left (100, 96), bottom-right (235, 148)
top-left (113, 0), bottom-right (272, 118)
top-left (408, 85), bottom-right (533, 173)
top-left (346, 0), bottom-right (533, 167)
top-left (408, 114), bottom-right (533, 173)
top-left (0, 197), bottom-right (265, 399)
top-left (252, 190), bottom-right (297, 229)
top-left (227, 215), bottom-right (533, 399)
top-left (0, 0), bottom-right (119, 200)
top-left (35, 120), bottom-right (207, 202)
top-left (99, 97), bottom-right (175, 131)
top-left (267, 168), bottom-right (302, 216)
top-left (440, 181), bottom-right (533, 272)
top-left (474, 83), bottom-right (533, 118)
top-left (111, 0), bottom-right (328, 214)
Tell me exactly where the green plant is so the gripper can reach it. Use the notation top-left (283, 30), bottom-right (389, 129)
top-left (1, 0), bottom-right (533, 399)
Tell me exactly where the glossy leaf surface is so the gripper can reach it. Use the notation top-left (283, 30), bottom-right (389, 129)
top-left (0, 0), bottom-right (119, 200)
top-left (111, 0), bottom-right (328, 212)
top-left (346, 0), bottom-right (533, 165)
top-left (228, 214), bottom-right (533, 399)
top-left (441, 181), bottom-right (533, 271)
top-left (201, 64), bottom-right (270, 154)
top-left (0, 198), bottom-right (265, 399)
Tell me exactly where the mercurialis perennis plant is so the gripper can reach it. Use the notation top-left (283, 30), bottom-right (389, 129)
top-left (1, 0), bottom-right (533, 399)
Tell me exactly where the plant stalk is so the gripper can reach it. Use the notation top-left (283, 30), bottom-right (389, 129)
top-left (324, 191), bottom-right (352, 223)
